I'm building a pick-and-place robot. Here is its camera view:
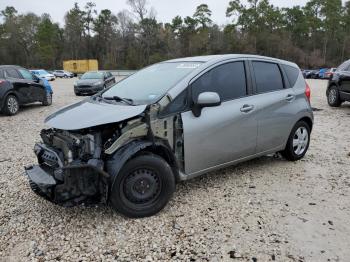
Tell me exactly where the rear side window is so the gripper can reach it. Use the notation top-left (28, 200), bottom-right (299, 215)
top-left (253, 62), bottom-right (284, 93)
top-left (5, 68), bottom-right (21, 79)
top-left (192, 62), bottom-right (247, 102)
top-left (282, 65), bottom-right (300, 87)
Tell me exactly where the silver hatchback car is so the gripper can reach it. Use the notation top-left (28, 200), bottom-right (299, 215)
top-left (25, 55), bottom-right (313, 218)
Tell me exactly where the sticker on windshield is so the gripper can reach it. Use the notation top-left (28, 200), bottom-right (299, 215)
top-left (176, 63), bottom-right (201, 69)
top-left (148, 94), bottom-right (158, 100)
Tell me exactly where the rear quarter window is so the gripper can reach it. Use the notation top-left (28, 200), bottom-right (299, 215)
top-left (282, 64), bottom-right (300, 87)
top-left (0, 70), bottom-right (4, 78)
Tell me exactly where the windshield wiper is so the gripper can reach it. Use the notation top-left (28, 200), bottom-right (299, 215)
top-left (102, 96), bottom-right (135, 105)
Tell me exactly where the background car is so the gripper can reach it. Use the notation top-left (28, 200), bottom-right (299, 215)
top-left (0, 65), bottom-right (53, 115)
top-left (317, 68), bottom-right (329, 79)
top-left (324, 68), bottom-right (337, 79)
top-left (74, 71), bottom-right (115, 96)
top-left (303, 69), bottom-right (319, 79)
top-left (327, 60), bottom-right (350, 107)
top-left (31, 69), bottom-right (56, 81)
top-left (53, 70), bottom-right (74, 78)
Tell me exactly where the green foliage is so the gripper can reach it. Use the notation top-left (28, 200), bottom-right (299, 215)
top-left (0, 0), bottom-right (350, 69)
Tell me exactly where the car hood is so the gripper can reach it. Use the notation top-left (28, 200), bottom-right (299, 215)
top-left (45, 99), bottom-right (147, 130)
top-left (76, 79), bottom-right (102, 85)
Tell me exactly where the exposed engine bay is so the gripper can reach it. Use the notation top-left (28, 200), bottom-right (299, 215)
top-left (25, 103), bottom-right (185, 207)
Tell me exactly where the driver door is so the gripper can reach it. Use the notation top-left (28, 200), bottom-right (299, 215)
top-left (181, 61), bottom-right (258, 175)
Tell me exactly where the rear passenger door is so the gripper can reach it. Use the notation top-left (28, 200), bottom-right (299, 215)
top-left (182, 60), bottom-right (258, 175)
top-left (250, 60), bottom-right (297, 153)
top-left (4, 68), bottom-right (31, 103)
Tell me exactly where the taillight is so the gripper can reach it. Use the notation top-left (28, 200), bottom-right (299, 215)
top-left (305, 82), bottom-right (311, 102)
top-left (0, 80), bottom-right (4, 85)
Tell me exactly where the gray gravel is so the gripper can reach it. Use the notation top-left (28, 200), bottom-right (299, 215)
top-left (1, 79), bottom-right (350, 261)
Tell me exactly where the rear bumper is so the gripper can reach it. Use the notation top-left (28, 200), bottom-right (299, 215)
top-left (25, 143), bottom-right (110, 206)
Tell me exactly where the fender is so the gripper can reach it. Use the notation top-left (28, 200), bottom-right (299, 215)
top-left (105, 138), bottom-right (179, 196)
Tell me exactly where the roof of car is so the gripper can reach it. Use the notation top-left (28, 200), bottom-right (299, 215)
top-left (165, 54), bottom-right (298, 67)
top-left (0, 65), bottom-right (24, 69)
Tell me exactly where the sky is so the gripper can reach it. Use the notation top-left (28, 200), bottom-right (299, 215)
top-left (1, 0), bottom-right (310, 26)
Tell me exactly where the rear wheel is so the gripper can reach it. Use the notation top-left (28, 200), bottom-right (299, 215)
top-left (2, 95), bottom-right (19, 116)
top-left (109, 154), bottom-right (176, 218)
top-left (327, 86), bottom-right (342, 107)
top-left (282, 121), bottom-right (311, 161)
top-left (42, 92), bottom-right (52, 106)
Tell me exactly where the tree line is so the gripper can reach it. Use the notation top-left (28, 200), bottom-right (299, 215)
top-left (0, 0), bottom-right (349, 70)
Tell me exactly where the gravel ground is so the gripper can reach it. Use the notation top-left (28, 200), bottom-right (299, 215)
top-left (0, 79), bottom-right (350, 262)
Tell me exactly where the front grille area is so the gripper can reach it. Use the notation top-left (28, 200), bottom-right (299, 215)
top-left (41, 150), bottom-right (59, 167)
top-left (77, 85), bottom-right (92, 89)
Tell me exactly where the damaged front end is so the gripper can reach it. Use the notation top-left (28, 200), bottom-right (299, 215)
top-left (25, 129), bottom-right (109, 206)
top-left (25, 99), bottom-right (185, 208)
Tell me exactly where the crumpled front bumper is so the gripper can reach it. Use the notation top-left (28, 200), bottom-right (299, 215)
top-left (25, 143), bottom-right (110, 207)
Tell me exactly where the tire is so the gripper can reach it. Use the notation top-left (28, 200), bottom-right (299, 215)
top-left (327, 86), bottom-right (342, 107)
top-left (2, 95), bottom-right (19, 116)
top-left (42, 92), bottom-right (52, 106)
top-left (109, 154), bottom-right (176, 218)
top-left (282, 121), bottom-right (311, 161)
top-left (74, 91), bottom-right (81, 96)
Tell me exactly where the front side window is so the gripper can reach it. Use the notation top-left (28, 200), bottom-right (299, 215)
top-left (191, 61), bottom-right (247, 102)
top-left (5, 68), bottom-right (21, 79)
top-left (253, 62), bottom-right (284, 93)
top-left (102, 62), bottom-right (202, 105)
top-left (19, 69), bottom-right (35, 80)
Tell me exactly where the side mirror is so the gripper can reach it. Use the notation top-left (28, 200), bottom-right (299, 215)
top-left (192, 92), bottom-right (221, 117)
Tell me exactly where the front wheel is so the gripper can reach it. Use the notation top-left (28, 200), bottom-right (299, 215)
top-left (282, 121), bottom-right (311, 161)
top-left (327, 86), bottom-right (342, 107)
top-left (109, 154), bottom-right (176, 218)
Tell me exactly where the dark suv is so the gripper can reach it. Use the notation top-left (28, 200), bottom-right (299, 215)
top-left (0, 65), bottom-right (53, 115)
top-left (327, 59), bottom-right (350, 107)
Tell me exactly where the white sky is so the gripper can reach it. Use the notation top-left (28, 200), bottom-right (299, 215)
top-left (0, 0), bottom-right (312, 26)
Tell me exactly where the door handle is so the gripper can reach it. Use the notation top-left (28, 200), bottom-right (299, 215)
top-left (286, 94), bottom-right (295, 102)
top-left (240, 104), bottom-right (254, 113)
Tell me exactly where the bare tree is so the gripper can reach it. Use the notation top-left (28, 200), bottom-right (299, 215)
top-left (127, 0), bottom-right (148, 20)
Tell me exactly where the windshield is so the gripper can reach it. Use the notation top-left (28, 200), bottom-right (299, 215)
top-left (102, 62), bottom-right (202, 104)
top-left (81, 72), bottom-right (103, 79)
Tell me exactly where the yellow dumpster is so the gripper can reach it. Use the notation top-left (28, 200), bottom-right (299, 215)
top-left (63, 60), bottom-right (99, 74)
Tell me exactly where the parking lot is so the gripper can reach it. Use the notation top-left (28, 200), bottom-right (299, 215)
top-left (0, 79), bottom-right (350, 261)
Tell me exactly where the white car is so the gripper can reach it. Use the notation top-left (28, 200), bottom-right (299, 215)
top-left (30, 70), bottom-right (56, 81)
top-left (53, 70), bottom-right (74, 78)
